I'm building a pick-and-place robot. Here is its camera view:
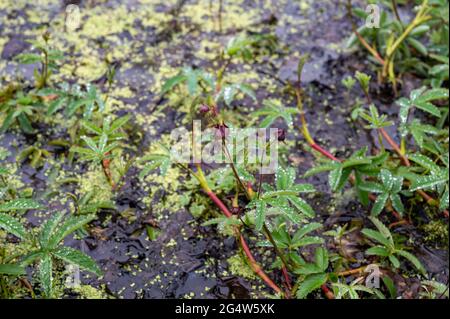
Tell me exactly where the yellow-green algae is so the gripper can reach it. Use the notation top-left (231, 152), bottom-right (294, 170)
top-left (72, 284), bottom-right (110, 299)
top-left (227, 254), bottom-right (258, 280)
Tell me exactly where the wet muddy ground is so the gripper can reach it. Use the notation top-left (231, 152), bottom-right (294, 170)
top-left (0, 0), bottom-right (448, 298)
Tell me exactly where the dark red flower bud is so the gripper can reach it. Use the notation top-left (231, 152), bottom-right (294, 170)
top-left (231, 207), bottom-right (241, 215)
top-left (214, 123), bottom-right (229, 139)
top-left (43, 30), bottom-right (50, 42)
top-left (199, 104), bottom-right (210, 114)
top-left (277, 128), bottom-right (286, 142)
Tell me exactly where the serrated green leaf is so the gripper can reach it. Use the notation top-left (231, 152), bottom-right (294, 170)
top-left (296, 273), bottom-right (328, 299)
top-left (291, 236), bottom-right (324, 248)
top-left (47, 97), bottom-right (66, 116)
top-left (396, 250), bottom-right (425, 274)
top-left (303, 163), bottom-right (340, 177)
top-left (39, 254), bottom-right (53, 298)
top-left (379, 169), bottom-right (394, 190)
top-left (408, 153), bottom-right (440, 173)
top-left (0, 264), bottom-right (26, 276)
top-left (261, 190), bottom-right (299, 199)
top-left (390, 194), bottom-right (404, 214)
top-left (288, 196), bottom-right (315, 218)
top-left (329, 167), bottom-right (343, 192)
top-left (39, 212), bottom-right (65, 248)
top-left (416, 88), bottom-right (449, 102)
top-left (295, 263), bottom-right (323, 276)
top-left (0, 213), bottom-right (27, 240)
top-left (409, 172), bottom-right (448, 191)
top-left (161, 74), bottom-right (186, 95)
top-left (47, 215), bottom-right (95, 249)
top-left (413, 101), bottom-right (441, 117)
top-left (53, 246), bottom-right (102, 276)
top-left (16, 53), bottom-right (42, 64)
top-left (0, 198), bottom-right (42, 212)
top-left (342, 158), bottom-right (372, 168)
top-left (255, 200), bottom-right (266, 231)
top-left (361, 228), bottom-right (392, 249)
top-left (81, 120), bottom-right (102, 135)
top-left (315, 247), bottom-right (329, 272)
top-left (389, 255), bottom-right (400, 268)
top-left (293, 222), bottom-right (322, 240)
top-left (371, 192), bottom-right (389, 216)
top-left (358, 182), bottom-right (385, 193)
top-left (366, 246), bottom-right (390, 256)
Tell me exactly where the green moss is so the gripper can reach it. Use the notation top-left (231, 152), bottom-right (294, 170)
top-left (423, 220), bottom-right (449, 247)
top-left (227, 254), bottom-right (257, 280)
top-left (78, 166), bottom-right (112, 203)
top-left (72, 284), bottom-right (109, 299)
top-left (189, 202), bottom-right (206, 218)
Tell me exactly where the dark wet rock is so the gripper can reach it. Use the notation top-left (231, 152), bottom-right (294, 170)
top-left (278, 47), bottom-right (339, 87)
top-left (417, 246), bottom-right (449, 280)
top-left (1, 37), bottom-right (28, 59)
top-left (174, 272), bottom-right (217, 298)
top-left (222, 277), bottom-right (251, 299)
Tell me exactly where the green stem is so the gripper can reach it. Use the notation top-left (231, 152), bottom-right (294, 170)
top-left (391, 0), bottom-right (403, 26)
top-left (262, 224), bottom-right (294, 272)
top-left (383, 0), bottom-right (431, 78)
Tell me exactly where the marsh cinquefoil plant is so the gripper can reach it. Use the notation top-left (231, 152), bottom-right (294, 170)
top-left (70, 115), bottom-right (130, 187)
top-left (359, 169), bottom-right (405, 216)
top-left (0, 210), bottom-right (101, 298)
top-left (332, 277), bottom-right (380, 299)
top-left (362, 216), bottom-right (426, 274)
top-left (161, 34), bottom-right (275, 109)
top-left (304, 66), bottom-right (449, 217)
top-left (0, 91), bottom-right (43, 134)
top-left (347, 0), bottom-right (448, 88)
top-left (15, 32), bottom-right (63, 89)
top-left (39, 83), bottom-right (105, 119)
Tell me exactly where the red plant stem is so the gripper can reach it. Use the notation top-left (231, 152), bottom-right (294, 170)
top-left (379, 128), bottom-right (449, 218)
top-left (205, 190), bottom-right (283, 294)
top-left (346, 0), bottom-right (385, 66)
top-left (311, 143), bottom-right (340, 162)
top-left (379, 128), bottom-right (410, 166)
top-left (309, 139), bottom-right (405, 221)
top-left (206, 190), bottom-right (233, 218)
top-left (239, 234), bottom-right (283, 294)
top-left (321, 284), bottom-right (335, 299)
top-left (281, 266), bottom-right (292, 291)
top-left (296, 70), bottom-right (405, 221)
top-left (389, 220), bottom-right (409, 228)
top-left (101, 158), bottom-right (115, 188)
top-left (368, 191), bottom-right (404, 221)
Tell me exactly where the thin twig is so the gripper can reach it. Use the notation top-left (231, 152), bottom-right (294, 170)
top-left (391, 0), bottom-right (403, 26)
